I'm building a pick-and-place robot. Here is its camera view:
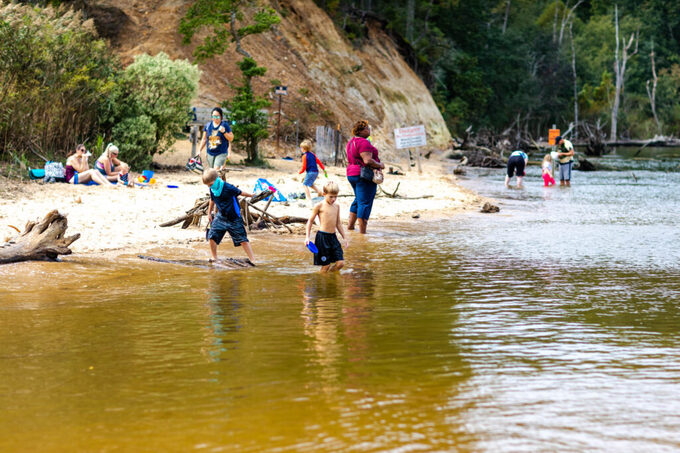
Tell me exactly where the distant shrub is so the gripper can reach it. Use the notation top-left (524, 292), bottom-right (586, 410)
top-left (0, 3), bottom-right (117, 160)
top-left (104, 52), bottom-right (200, 168)
top-left (0, 4), bottom-right (201, 170)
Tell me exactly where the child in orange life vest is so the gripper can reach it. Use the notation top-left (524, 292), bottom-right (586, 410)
top-left (542, 154), bottom-right (556, 186)
top-left (298, 139), bottom-right (327, 206)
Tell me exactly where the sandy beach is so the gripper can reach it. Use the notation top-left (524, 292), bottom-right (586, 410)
top-left (1, 148), bottom-right (486, 258)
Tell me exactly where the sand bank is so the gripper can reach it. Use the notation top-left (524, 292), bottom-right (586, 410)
top-left (0, 150), bottom-right (486, 256)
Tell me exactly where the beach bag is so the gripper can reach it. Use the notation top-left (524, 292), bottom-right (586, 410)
top-left (29, 168), bottom-right (45, 180)
top-left (353, 139), bottom-right (384, 184)
top-left (44, 161), bottom-right (66, 183)
top-left (360, 166), bottom-right (384, 184)
top-left (186, 155), bottom-right (204, 173)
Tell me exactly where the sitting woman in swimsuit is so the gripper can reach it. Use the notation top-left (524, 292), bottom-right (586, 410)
top-left (96, 143), bottom-right (129, 183)
top-left (65, 144), bottom-right (114, 186)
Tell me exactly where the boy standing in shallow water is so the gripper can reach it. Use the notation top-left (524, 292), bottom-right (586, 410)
top-left (203, 169), bottom-right (256, 264)
top-left (305, 181), bottom-right (348, 273)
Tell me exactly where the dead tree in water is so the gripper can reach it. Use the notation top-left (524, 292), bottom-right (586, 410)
top-left (582, 119), bottom-right (608, 156)
top-left (646, 40), bottom-right (662, 136)
top-left (569, 21), bottom-right (579, 140)
top-left (0, 210), bottom-right (80, 264)
top-left (611, 5), bottom-right (639, 140)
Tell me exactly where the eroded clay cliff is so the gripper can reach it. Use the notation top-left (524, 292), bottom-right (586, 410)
top-left (87, 0), bottom-right (452, 155)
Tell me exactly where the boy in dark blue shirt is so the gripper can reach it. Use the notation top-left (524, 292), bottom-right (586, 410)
top-left (202, 169), bottom-right (255, 264)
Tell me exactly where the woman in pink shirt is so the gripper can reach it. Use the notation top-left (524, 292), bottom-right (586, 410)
top-left (346, 120), bottom-right (384, 234)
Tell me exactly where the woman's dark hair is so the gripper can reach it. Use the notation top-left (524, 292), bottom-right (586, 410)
top-left (67, 144), bottom-right (86, 157)
top-left (352, 120), bottom-right (369, 136)
top-left (212, 107), bottom-right (223, 120)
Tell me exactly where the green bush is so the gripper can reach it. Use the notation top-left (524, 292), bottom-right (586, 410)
top-left (0, 3), bottom-right (117, 161)
top-left (105, 52), bottom-right (200, 168)
top-left (111, 116), bottom-right (157, 169)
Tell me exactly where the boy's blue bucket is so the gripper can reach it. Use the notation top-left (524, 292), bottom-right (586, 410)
top-left (306, 242), bottom-right (318, 254)
top-left (142, 170), bottom-right (154, 182)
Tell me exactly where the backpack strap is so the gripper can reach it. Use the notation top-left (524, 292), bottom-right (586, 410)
top-left (352, 138), bottom-right (364, 166)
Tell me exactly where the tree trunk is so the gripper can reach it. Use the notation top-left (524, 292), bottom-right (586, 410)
top-left (231, 10), bottom-right (252, 58)
top-left (610, 5), bottom-right (638, 140)
top-left (0, 210), bottom-right (80, 264)
top-left (611, 5), bottom-right (621, 140)
top-left (558, 1), bottom-right (583, 47)
top-left (502, 0), bottom-right (511, 34)
top-left (406, 0), bottom-right (415, 42)
top-left (646, 41), bottom-right (662, 135)
top-left (570, 21), bottom-right (579, 140)
top-left (552, 0), bottom-right (559, 43)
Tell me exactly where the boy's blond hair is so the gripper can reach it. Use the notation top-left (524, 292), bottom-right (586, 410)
top-left (323, 181), bottom-right (339, 195)
top-left (202, 168), bottom-right (218, 185)
top-left (300, 139), bottom-right (313, 152)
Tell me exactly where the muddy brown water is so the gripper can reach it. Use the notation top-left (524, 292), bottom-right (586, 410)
top-left (1, 149), bottom-right (679, 451)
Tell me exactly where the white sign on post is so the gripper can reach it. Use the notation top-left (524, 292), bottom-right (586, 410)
top-left (394, 125), bottom-right (427, 149)
top-left (192, 107), bottom-right (214, 124)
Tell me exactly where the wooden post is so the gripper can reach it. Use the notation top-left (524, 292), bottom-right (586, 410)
top-left (276, 94), bottom-right (282, 151)
top-left (334, 124), bottom-right (340, 166)
top-left (415, 148), bottom-right (422, 174)
top-left (190, 125), bottom-right (198, 158)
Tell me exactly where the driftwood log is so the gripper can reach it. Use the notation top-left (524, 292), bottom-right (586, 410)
top-left (0, 210), bottom-right (80, 264)
top-left (160, 189), bottom-right (308, 234)
top-left (481, 202), bottom-right (500, 213)
top-left (575, 158), bottom-right (597, 171)
top-left (462, 147), bottom-right (505, 168)
top-left (138, 255), bottom-right (254, 269)
top-left (159, 196), bottom-right (210, 228)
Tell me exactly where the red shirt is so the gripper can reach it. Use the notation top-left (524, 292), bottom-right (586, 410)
top-left (346, 137), bottom-right (379, 177)
top-left (298, 152), bottom-right (325, 174)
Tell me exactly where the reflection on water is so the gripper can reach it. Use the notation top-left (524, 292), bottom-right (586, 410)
top-left (1, 153), bottom-right (680, 451)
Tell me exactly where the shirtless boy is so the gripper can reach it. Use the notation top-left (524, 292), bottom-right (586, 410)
top-left (305, 181), bottom-right (348, 273)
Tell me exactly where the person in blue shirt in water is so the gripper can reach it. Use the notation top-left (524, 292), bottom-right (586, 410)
top-left (199, 107), bottom-right (233, 169)
top-left (202, 168), bottom-right (255, 264)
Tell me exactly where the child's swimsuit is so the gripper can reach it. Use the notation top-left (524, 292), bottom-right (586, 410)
top-left (313, 231), bottom-right (343, 266)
